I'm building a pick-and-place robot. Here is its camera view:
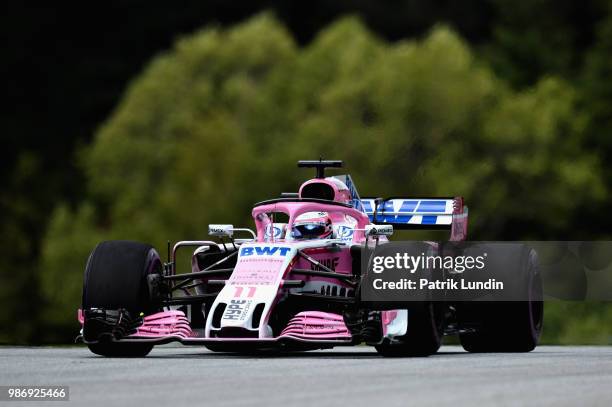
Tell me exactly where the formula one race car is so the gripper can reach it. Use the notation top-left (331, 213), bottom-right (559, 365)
top-left (79, 160), bottom-right (542, 357)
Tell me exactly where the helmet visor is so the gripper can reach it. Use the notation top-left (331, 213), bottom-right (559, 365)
top-left (291, 223), bottom-right (330, 239)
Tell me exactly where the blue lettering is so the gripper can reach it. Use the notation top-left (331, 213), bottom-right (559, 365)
top-left (240, 246), bottom-right (291, 257)
top-left (255, 247), bottom-right (278, 256)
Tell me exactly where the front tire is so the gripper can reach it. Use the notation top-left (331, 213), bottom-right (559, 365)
top-left (375, 302), bottom-right (444, 357)
top-left (82, 240), bottom-right (161, 357)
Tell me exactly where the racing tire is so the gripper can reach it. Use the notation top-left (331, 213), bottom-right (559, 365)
top-left (371, 242), bottom-right (444, 357)
top-left (374, 302), bottom-right (444, 357)
top-left (458, 244), bottom-right (543, 353)
top-left (82, 240), bottom-right (161, 357)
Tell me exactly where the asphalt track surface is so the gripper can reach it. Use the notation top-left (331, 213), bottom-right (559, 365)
top-left (1, 345), bottom-right (611, 406)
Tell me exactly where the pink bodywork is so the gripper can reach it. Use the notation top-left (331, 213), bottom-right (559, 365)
top-left (298, 178), bottom-right (353, 204)
top-left (79, 309), bottom-right (194, 339)
top-left (79, 309), bottom-right (352, 342)
top-left (228, 255), bottom-right (285, 286)
top-left (292, 246), bottom-right (354, 295)
top-left (281, 311), bottom-right (351, 339)
top-left (252, 201), bottom-right (370, 243)
top-left (133, 311), bottom-right (193, 338)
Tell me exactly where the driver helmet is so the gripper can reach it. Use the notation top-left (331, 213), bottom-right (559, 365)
top-left (291, 212), bottom-right (332, 240)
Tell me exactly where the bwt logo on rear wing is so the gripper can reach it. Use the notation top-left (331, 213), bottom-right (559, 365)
top-left (359, 197), bottom-right (468, 240)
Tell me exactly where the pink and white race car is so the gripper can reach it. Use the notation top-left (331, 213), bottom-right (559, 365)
top-left (79, 160), bottom-right (542, 356)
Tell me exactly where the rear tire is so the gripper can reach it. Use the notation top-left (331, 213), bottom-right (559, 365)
top-left (458, 244), bottom-right (543, 352)
top-left (82, 240), bottom-right (161, 357)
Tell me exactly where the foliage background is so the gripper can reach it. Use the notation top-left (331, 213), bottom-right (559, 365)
top-left (2, 1), bottom-right (612, 344)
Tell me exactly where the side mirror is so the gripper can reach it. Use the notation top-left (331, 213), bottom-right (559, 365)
top-left (208, 224), bottom-right (234, 237)
top-left (365, 224), bottom-right (393, 237)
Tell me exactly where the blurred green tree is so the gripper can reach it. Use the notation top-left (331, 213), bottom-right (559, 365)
top-left (483, 0), bottom-right (603, 87)
top-left (581, 5), bottom-right (612, 173)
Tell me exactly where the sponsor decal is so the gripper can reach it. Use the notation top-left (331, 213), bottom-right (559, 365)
top-left (208, 224), bottom-right (233, 236)
top-left (366, 224), bottom-right (394, 236)
top-left (337, 226), bottom-right (354, 239)
top-left (264, 225), bottom-right (283, 239)
top-left (310, 257), bottom-right (339, 271)
top-left (240, 246), bottom-right (291, 257)
top-left (360, 199), bottom-right (452, 224)
top-left (223, 299), bottom-right (252, 321)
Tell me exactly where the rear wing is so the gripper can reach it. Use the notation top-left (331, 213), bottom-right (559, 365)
top-left (359, 197), bottom-right (468, 240)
